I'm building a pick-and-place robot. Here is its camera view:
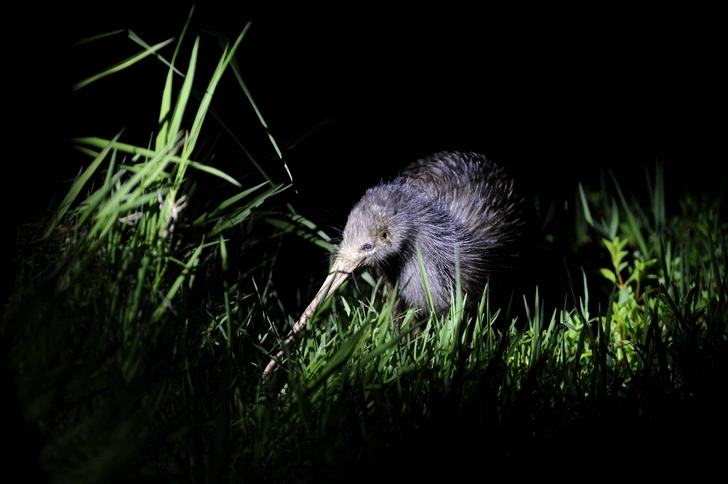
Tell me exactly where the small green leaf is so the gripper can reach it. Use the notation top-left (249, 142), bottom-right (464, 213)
top-left (600, 268), bottom-right (617, 284)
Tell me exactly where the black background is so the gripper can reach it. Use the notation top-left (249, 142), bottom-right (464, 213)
top-left (12, 3), bottom-right (725, 235)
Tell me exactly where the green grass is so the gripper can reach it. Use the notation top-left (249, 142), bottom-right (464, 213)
top-left (3, 10), bottom-right (727, 482)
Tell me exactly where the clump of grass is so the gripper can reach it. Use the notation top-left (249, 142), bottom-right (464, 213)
top-left (3, 10), bottom-right (309, 482)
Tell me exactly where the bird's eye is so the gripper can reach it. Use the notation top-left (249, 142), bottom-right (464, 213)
top-left (362, 243), bottom-right (373, 251)
top-left (382, 232), bottom-right (387, 239)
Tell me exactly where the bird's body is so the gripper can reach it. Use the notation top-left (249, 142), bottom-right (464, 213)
top-left (263, 151), bottom-right (528, 377)
top-left (342, 151), bottom-right (525, 314)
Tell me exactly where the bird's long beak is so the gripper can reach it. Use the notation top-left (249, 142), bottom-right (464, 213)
top-left (262, 255), bottom-right (361, 378)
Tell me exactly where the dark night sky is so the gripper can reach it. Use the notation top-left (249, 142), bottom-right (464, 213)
top-left (10, 4), bottom-right (725, 239)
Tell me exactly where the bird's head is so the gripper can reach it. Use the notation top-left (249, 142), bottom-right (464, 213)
top-left (283, 185), bottom-right (415, 332)
top-left (336, 184), bottom-right (412, 272)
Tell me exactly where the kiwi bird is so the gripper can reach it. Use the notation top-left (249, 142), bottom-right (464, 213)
top-left (263, 151), bottom-right (527, 377)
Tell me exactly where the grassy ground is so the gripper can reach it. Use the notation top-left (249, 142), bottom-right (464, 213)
top-left (4, 12), bottom-right (726, 482)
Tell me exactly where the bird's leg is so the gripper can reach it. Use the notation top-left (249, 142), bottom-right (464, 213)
top-left (408, 317), bottom-right (424, 340)
top-left (374, 267), bottom-right (406, 334)
top-left (373, 267), bottom-right (425, 338)
top-left (391, 297), bottom-right (407, 335)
